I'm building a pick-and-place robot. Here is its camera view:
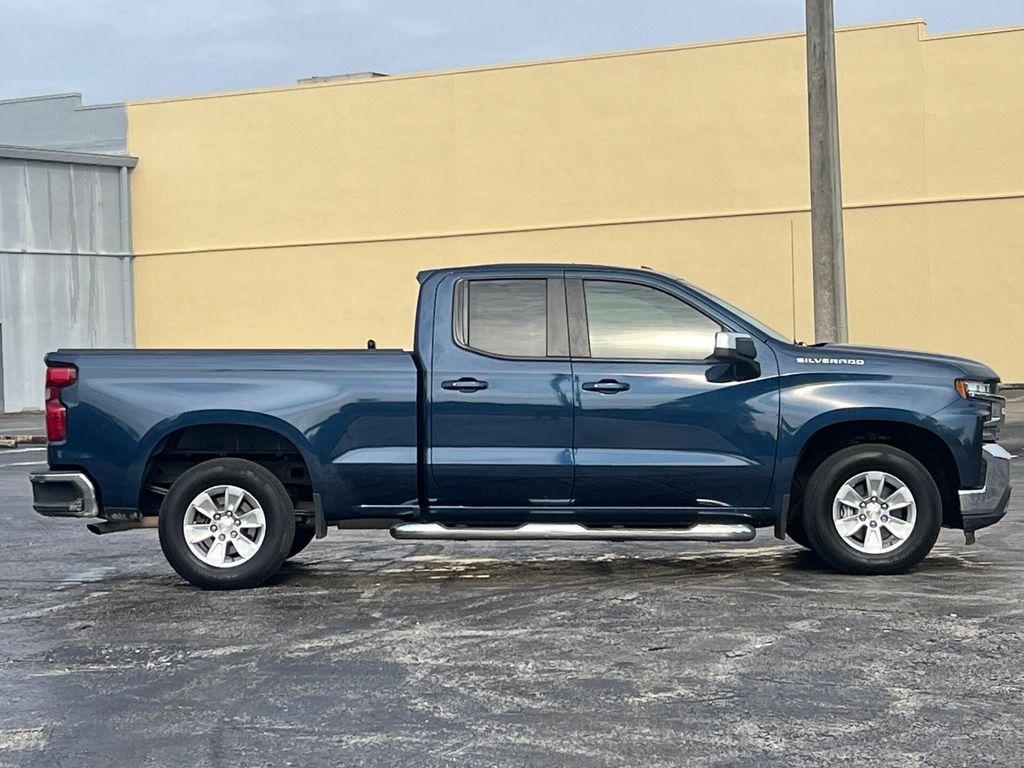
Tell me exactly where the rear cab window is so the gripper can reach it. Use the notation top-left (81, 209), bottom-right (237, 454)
top-left (453, 278), bottom-right (568, 358)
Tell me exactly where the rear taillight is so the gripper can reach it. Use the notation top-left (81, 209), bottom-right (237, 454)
top-left (45, 366), bottom-right (77, 442)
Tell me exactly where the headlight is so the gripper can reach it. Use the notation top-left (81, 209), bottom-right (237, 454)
top-left (956, 379), bottom-right (1004, 441)
top-left (955, 379), bottom-right (995, 398)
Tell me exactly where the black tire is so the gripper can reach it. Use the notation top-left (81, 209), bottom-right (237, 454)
top-left (158, 458), bottom-right (295, 589)
top-left (786, 516), bottom-right (812, 549)
top-left (803, 444), bottom-right (942, 575)
top-left (288, 526), bottom-right (316, 559)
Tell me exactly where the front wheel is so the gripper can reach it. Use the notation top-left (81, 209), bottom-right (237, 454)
top-left (786, 516), bottom-right (812, 549)
top-left (288, 526), bottom-right (316, 559)
top-left (803, 444), bottom-right (942, 575)
top-left (158, 458), bottom-right (296, 589)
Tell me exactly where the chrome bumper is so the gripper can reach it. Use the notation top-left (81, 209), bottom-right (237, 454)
top-left (959, 443), bottom-right (1013, 533)
top-left (30, 471), bottom-right (99, 518)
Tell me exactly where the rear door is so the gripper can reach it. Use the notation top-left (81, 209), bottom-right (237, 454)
top-left (428, 270), bottom-right (574, 520)
top-left (566, 273), bottom-right (779, 519)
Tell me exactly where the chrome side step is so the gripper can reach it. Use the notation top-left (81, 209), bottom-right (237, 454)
top-left (390, 522), bottom-right (755, 542)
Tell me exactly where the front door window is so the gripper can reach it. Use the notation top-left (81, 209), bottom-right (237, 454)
top-left (583, 280), bottom-right (721, 360)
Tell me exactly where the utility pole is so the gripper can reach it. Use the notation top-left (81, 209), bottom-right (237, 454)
top-left (805, 0), bottom-right (849, 343)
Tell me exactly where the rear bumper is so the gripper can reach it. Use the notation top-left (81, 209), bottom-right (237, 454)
top-left (959, 443), bottom-right (1013, 533)
top-left (30, 471), bottom-right (99, 518)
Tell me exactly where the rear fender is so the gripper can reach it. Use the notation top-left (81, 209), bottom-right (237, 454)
top-left (133, 410), bottom-right (324, 505)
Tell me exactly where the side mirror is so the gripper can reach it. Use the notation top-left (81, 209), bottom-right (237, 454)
top-left (713, 332), bottom-right (757, 361)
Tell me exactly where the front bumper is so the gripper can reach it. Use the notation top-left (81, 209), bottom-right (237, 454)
top-left (959, 443), bottom-right (1013, 533)
top-left (30, 471), bottom-right (99, 518)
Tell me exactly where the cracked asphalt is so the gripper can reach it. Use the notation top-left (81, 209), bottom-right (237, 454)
top-left (2, 400), bottom-right (1024, 767)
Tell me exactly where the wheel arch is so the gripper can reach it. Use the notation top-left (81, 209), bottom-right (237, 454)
top-left (787, 416), bottom-right (963, 528)
top-left (134, 411), bottom-right (323, 515)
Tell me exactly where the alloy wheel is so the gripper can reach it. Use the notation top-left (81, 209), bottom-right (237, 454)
top-left (832, 470), bottom-right (917, 555)
top-left (182, 485), bottom-right (267, 568)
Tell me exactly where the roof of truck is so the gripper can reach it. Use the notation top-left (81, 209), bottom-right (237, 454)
top-left (416, 263), bottom-right (665, 283)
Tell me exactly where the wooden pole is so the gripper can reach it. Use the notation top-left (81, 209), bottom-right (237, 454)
top-left (805, 0), bottom-right (849, 343)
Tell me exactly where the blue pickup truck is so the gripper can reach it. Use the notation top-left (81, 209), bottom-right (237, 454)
top-left (32, 264), bottom-right (1012, 589)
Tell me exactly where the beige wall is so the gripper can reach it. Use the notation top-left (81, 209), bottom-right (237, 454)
top-left (126, 20), bottom-right (1024, 379)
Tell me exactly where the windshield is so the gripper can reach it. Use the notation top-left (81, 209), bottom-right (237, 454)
top-left (671, 277), bottom-right (793, 344)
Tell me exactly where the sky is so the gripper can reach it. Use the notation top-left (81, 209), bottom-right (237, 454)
top-left (2, 0), bottom-right (1023, 104)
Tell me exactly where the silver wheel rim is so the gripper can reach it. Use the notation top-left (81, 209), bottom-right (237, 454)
top-left (183, 485), bottom-right (266, 568)
top-left (832, 471), bottom-right (917, 555)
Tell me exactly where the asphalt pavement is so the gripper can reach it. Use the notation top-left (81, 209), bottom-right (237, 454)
top-left (0, 412), bottom-right (44, 437)
top-left (2, 400), bottom-right (1024, 767)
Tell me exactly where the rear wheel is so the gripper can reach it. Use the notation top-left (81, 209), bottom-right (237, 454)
top-left (158, 458), bottom-right (295, 589)
top-left (803, 444), bottom-right (941, 575)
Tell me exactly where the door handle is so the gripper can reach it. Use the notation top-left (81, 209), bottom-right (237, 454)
top-left (582, 379), bottom-right (630, 394)
top-left (442, 377), bottom-right (489, 392)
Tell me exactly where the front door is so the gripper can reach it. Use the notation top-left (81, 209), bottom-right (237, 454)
top-left (566, 273), bottom-right (779, 520)
top-left (428, 272), bottom-right (574, 520)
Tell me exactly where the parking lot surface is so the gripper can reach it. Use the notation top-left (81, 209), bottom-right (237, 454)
top-left (2, 399), bottom-right (1024, 767)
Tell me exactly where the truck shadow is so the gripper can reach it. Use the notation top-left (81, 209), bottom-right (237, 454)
top-left (263, 542), bottom-right (984, 591)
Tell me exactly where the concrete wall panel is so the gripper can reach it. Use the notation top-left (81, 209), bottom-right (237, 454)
top-left (0, 158), bottom-right (126, 254)
top-left (0, 94), bottom-right (127, 154)
top-left (0, 253), bottom-right (132, 411)
top-left (0, 153), bottom-right (132, 410)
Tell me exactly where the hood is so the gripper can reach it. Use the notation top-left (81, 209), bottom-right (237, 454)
top-left (814, 344), bottom-right (999, 381)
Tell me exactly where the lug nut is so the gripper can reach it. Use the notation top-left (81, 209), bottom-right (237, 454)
top-left (859, 514), bottom-right (867, 521)
top-left (209, 524), bottom-right (217, 532)
top-left (230, 531), bottom-right (237, 538)
top-left (881, 515), bottom-right (889, 523)
top-left (881, 503), bottom-right (888, 510)
top-left (218, 534), bottom-right (225, 541)
top-left (214, 514), bottom-right (221, 520)
top-left (869, 521), bottom-right (877, 528)
top-left (860, 502), bottom-right (866, 508)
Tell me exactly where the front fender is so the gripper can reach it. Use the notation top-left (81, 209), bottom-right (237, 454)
top-left (768, 375), bottom-right (982, 521)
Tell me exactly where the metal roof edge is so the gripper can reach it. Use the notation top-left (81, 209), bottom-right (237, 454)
top-left (0, 144), bottom-right (137, 168)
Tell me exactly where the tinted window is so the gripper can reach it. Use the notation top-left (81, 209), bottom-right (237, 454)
top-left (583, 280), bottom-right (721, 359)
top-left (465, 279), bottom-right (547, 357)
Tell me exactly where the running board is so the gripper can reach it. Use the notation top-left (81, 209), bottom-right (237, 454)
top-left (390, 522), bottom-right (755, 542)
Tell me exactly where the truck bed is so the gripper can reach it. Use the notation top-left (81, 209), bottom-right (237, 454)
top-left (47, 348), bottom-right (420, 520)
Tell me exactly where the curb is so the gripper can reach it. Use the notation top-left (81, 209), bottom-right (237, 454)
top-left (0, 435), bottom-right (47, 448)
